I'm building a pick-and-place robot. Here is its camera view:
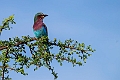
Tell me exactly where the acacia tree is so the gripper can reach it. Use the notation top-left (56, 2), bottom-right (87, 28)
top-left (0, 15), bottom-right (95, 80)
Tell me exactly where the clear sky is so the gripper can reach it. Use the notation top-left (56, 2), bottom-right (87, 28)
top-left (0, 0), bottom-right (120, 80)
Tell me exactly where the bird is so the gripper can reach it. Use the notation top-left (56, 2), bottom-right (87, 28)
top-left (33, 12), bottom-right (49, 52)
top-left (33, 12), bottom-right (48, 38)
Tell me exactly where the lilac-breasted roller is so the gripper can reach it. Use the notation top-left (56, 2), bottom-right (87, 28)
top-left (33, 12), bottom-right (49, 52)
top-left (33, 12), bottom-right (48, 38)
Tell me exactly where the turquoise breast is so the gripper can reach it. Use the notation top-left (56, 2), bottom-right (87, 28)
top-left (33, 26), bottom-right (48, 38)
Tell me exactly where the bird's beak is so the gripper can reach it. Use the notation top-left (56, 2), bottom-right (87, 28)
top-left (44, 14), bottom-right (48, 17)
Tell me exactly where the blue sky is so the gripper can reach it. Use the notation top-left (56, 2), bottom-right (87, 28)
top-left (0, 0), bottom-right (120, 80)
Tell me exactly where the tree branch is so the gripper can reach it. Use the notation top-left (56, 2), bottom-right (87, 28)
top-left (0, 37), bottom-right (36, 50)
top-left (0, 37), bottom-right (88, 53)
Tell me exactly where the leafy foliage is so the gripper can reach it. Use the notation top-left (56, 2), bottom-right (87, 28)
top-left (0, 15), bottom-right (16, 35)
top-left (0, 15), bottom-right (95, 80)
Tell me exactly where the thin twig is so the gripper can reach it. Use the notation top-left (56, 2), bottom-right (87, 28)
top-left (0, 66), bottom-right (16, 71)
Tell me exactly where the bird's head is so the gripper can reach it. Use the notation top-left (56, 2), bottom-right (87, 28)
top-left (34, 12), bottom-right (48, 23)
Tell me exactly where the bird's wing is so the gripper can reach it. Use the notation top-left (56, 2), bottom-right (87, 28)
top-left (43, 23), bottom-right (48, 36)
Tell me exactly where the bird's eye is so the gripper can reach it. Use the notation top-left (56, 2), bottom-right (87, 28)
top-left (37, 16), bottom-right (41, 18)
